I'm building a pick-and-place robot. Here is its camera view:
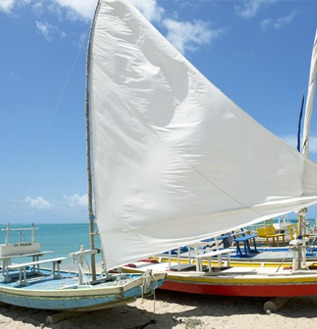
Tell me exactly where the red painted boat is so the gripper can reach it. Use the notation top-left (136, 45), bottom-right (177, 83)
top-left (121, 257), bottom-right (317, 297)
top-left (159, 271), bottom-right (317, 297)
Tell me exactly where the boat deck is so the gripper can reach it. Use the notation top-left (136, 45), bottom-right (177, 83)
top-left (164, 246), bottom-right (317, 263)
top-left (230, 249), bottom-right (317, 262)
top-left (0, 268), bottom-right (141, 291)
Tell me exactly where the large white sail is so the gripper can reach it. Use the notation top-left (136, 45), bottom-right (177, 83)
top-left (89, 0), bottom-right (317, 269)
top-left (302, 29), bottom-right (317, 157)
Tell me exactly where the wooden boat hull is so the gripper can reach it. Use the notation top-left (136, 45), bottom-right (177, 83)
top-left (0, 269), bottom-right (166, 311)
top-left (120, 260), bottom-right (317, 298)
top-left (160, 273), bottom-right (317, 297)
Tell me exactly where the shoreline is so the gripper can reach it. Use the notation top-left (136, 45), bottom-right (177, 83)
top-left (1, 290), bottom-right (317, 329)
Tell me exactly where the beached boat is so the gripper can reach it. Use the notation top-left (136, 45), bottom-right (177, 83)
top-left (3, 0), bottom-right (316, 308)
top-left (85, 0), bottom-right (317, 271)
top-left (0, 0), bottom-right (167, 311)
top-left (0, 223), bottom-right (165, 311)
top-left (121, 253), bottom-right (317, 297)
top-left (98, 1), bottom-right (317, 297)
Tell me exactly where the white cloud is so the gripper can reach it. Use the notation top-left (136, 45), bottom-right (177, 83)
top-left (32, 1), bottom-right (43, 14)
top-left (260, 11), bottom-right (297, 30)
top-left (260, 18), bottom-right (271, 30)
top-left (35, 20), bottom-right (54, 40)
top-left (0, 0), bottom-right (15, 13)
top-left (23, 194), bottom-right (87, 212)
top-left (0, 0), bottom-right (34, 13)
top-left (63, 194), bottom-right (88, 208)
top-left (1, 0), bottom-right (221, 53)
top-left (235, 0), bottom-right (277, 18)
top-left (25, 196), bottom-right (54, 210)
top-left (54, 0), bottom-right (164, 22)
top-left (35, 20), bottom-right (66, 41)
top-left (130, 0), bottom-right (163, 22)
top-left (52, 0), bottom-right (217, 54)
top-left (0, 0), bottom-right (97, 19)
top-left (53, 0), bottom-right (97, 20)
top-left (163, 19), bottom-right (222, 54)
top-left (0, 0), bottom-right (161, 23)
top-left (281, 134), bottom-right (317, 154)
top-left (52, 0), bottom-right (166, 22)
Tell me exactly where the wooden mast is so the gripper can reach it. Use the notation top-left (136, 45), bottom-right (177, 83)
top-left (85, 0), bottom-right (101, 281)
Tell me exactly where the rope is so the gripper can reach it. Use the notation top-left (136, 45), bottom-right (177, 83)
top-left (276, 248), bottom-right (291, 272)
top-left (10, 25), bottom-right (90, 222)
top-left (123, 271), bottom-right (158, 329)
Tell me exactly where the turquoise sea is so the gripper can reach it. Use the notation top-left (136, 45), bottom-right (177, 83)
top-left (0, 223), bottom-right (102, 269)
top-left (1, 218), bottom-right (316, 270)
top-left (248, 217), bottom-right (317, 230)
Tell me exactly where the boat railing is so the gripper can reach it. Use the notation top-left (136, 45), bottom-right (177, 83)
top-left (6, 256), bottom-right (67, 285)
top-left (167, 238), bottom-right (232, 272)
top-left (289, 237), bottom-right (310, 270)
top-left (0, 223), bottom-right (41, 257)
top-left (1, 223), bottom-right (39, 245)
top-left (0, 250), bottom-right (53, 281)
top-left (69, 245), bottom-right (98, 285)
top-left (0, 223), bottom-right (53, 279)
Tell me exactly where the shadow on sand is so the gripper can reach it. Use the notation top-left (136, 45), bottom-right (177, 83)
top-left (1, 290), bottom-right (317, 329)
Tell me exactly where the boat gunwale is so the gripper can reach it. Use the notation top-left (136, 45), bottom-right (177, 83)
top-left (0, 272), bottom-right (166, 297)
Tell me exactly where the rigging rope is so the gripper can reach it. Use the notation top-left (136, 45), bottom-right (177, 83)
top-left (10, 26), bottom-right (90, 222)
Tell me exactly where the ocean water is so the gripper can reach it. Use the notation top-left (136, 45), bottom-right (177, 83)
top-left (1, 218), bottom-right (316, 270)
top-left (0, 223), bottom-right (102, 269)
top-left (248, 217), bottom-right (317, 230)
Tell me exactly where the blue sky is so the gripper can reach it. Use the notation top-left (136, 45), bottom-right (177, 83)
top-left (0, 0), bottom-right (316, 224)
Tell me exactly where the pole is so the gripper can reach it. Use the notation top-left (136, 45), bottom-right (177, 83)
top-left (84, 1), bottom-right (102, 281)
top-left (297, 30), bottom-right (317, 270)
top-left (85, 57), bottom-right (96, 280)
top-left (301, 29), bottom-right (317, 158)
top-left (296, 208), bottom-right (307, 269)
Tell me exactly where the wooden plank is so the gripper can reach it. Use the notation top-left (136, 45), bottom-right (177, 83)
top-left (7, 257), bottom-right (67, 270)
top-left (169, 264), bottom-right (196, 272)
top-left (233, 234), bottom-right (257, 242)
top-left (196, 249), bottom-right (233, 259)
top-left (263, 297), bottom-right (292, 314)
top-left (46, 312), bottom-right (83, 325)
top-left (0, 251), bottom-right (53, 261)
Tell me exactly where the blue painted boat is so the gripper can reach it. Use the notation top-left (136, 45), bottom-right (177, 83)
top-left (0, 0), bottom-right (167, 311)
top-left (0, 267), bottom-right (165, 311)
top-left (1, 0), bottom-right (317, 309)
top-left (0, 223), bottom-right (165, 312)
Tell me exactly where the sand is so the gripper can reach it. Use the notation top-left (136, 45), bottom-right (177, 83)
top-left (1, 290), bottom-right (317, 329)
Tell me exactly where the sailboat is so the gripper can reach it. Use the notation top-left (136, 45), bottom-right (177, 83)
top-left (0, 0), bottom-right (167, 311)
top-left (88, 0), bottom-right (317, 297)
top-left (1, 0), bottom-right (317, 309)
top-left (86, 0), bottom-right (317, 270)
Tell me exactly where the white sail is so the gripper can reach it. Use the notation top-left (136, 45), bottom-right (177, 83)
top-left (89, 0), bottom-right (317, 269)
top-left (302, 29), bottom-right (317, 157)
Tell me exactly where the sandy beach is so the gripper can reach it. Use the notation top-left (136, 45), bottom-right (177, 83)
top-left (1, 290), bottom-right (317, 329)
